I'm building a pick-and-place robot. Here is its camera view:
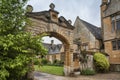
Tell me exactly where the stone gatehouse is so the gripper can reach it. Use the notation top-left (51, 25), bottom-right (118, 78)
top-left (26, 3), bottom-right (78, 76)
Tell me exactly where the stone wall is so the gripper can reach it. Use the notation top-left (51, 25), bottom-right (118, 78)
top-left (79, 54), bottom-right (94, 70)
top-left (104, 0), bottom-right (120, 17)
top-left (104, 41), bottom-right (120, 64)
top-left (26, 18), bottom-right (74, 45)
top-left (101, 0), bottom-right (120, 71)
top-left (110, 64), bottom-right (120, 72)
top-left (74, 17), bottom-right (101, 51)
top-left (102, 17), bottom-right (116, 41)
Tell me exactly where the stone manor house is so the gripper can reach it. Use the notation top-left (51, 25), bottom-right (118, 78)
top-left (27, 0), bottom-right (120, 72)
top-left (101, 0), bottom-right (120, 71)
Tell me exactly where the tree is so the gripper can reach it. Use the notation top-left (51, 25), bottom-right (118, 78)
top-left (80, 50), bottom-right (88, 70)
top-left (73, 38), bottom-right (88, 70)
top-left (0, 0), bottom-right (47, 80)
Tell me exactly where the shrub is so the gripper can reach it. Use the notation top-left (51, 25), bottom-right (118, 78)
top-left (41, 58), bottom-right (48, 65)
top-left (93, 52), bottom-right (110, 72)
top-left (53, 59), bottom-right (63, 66)
top-left (33, 58), bottom-right (40, 65)
top-left (81, 68), bottom-right (96, 75)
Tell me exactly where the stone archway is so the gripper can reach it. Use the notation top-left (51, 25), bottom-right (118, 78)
top-left (26, 3), bottom-right (78, 76)
top-left (41, 32), bottom-right (72, 75)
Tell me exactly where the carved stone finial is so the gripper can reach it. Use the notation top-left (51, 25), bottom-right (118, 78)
top-left (49, 3), bottom-right (55, 10)
top-left (68, 20), bottom-right (72, 24)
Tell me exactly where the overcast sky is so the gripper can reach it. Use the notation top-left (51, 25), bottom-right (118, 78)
top-left (27, 0), bottom-right (101, 44)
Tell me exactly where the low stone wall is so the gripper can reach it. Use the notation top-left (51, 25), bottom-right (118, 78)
top-left (110, 64), bottom-right (120, 72)
top-left (79, 54), bottom-right (94, 70)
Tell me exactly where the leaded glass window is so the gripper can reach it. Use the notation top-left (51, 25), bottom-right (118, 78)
top-left (112, 40), bottom-right (117, 50)
top-left (118, 40), bottom-right (120, 50)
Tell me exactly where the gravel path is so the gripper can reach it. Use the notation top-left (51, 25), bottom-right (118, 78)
top-left (34, 71), bottom-right (120, 80)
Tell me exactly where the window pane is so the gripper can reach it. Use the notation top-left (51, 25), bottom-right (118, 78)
top-left (116, 15), bottom-right (120, 31)
top-left (86, 45), bottom-right (89, 50)
top-left (116, 20), bottom-right (120, 37)
top-left (116, 20), bottom-right (120, 30)
top-left (118, 40), bottom-right (120, 50)
top-left (112, 41), bottom-right (117, 50)
top-left (111, 21), bottom-right (115, 33)
top-left (116, 15), bottom-right (120, 20)
top-left (112, 16), bottom-right (115, 21)
top-left (73, 53), bottom-right (78, 61)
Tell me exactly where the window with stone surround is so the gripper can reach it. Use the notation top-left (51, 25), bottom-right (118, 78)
top-left (111, 15), bottom-right (120, 33)
top-left (82, 43), bottom-right (88, 50)
top-left (118, 40), bottom-right (120, 50)
top-left (112, 39), bottom-right (120, 50)
top-left (116, 15), bottom-right (120, 30)
top-left (116, 20), bottom-right (120, 37)
top-left (73, 53), bottom-right (79, 61)
top-left (111, 17), bottom-right (115, 33)
top-left (112, 40), bottom-right (117, 50)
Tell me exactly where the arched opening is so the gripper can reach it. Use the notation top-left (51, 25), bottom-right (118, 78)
top-left (42, 36), bottom-right (62, 44)
top-left (34, 32), bottom-right (71, 76)
top-left (42, 32), bottom-right (70, 65)
top-left (26, 3), bottom-right (78, 76)
top-left (42, 36), bottom-right (64, 65)
top-left (44, 32), bottom-right (70, 45)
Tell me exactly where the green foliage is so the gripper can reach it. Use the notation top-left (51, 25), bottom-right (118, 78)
top-left (0, 33), bottom-right (47, 80)
top-left (80, 50), bottom-right (88, 63)
top-left (0, 0), bottom-right (28, 35)
top-left (0, 0), bottom-right (47, 79)
top-left (81, 68), bottom-right (96, 75)
top-left (93, 52), bottom-right (110, 73)
top-left (33, 58), bottom-right (41, 65)
top-left (53, 59), bottom-right (63, 66)
top-left (41, 58), bottom-right (49, 65)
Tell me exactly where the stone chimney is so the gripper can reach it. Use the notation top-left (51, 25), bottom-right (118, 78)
top-left (101, 0), bottom-right (108, 16)
top-left (101, 0), bottom-right (108, 41)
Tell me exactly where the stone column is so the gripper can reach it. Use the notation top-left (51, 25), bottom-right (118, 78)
top-left (64, 44), bottom-right (74, 76)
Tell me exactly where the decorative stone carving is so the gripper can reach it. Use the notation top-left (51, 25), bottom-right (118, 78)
top-left (59, 16), bottom-right (65, 22)
top-left (49, 3), bottom-right (55, 10)
top-left (68, 20), bottom-right (72, 24)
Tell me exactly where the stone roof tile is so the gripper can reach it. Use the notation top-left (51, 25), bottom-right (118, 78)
top-left (77, 17), bottom-right (102, 40)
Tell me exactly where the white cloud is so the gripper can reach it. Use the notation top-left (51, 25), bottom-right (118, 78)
top-left (42, 36), bottom-right (62, 44)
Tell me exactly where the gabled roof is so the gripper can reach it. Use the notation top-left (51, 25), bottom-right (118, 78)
top-left (42, 43), bottom-right (63, 54)
top-left (76, 17), bottom-right (102, 40)
top-left (26, 10), bottom-right (74, 29)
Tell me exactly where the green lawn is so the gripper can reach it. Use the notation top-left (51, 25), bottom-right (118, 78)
top-left (34, 65), bottom-right (64, 76)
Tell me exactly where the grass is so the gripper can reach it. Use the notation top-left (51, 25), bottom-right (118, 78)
top-left (34, 65), bottom-right (64, 76)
